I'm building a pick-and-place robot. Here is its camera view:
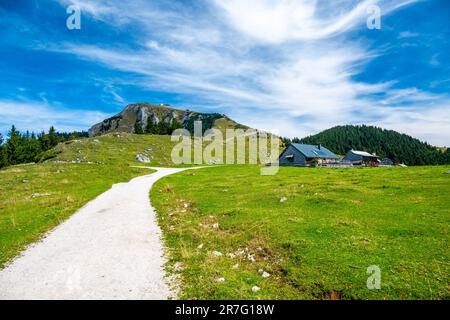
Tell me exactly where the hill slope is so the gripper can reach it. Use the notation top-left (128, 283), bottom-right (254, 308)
top-left (89, 103), bottom-right (248, 137)
top-left (297, 125), bottom-right (450, 166)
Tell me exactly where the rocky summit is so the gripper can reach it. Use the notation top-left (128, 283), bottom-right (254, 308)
top-left (89, 103), bottom-right (248, 137)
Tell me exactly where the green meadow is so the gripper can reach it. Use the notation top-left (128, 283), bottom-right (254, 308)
top-left (151, 165), bottom-right (450, 300)
top-left (0, 163), bottom-right (154, 267)
top-left (1, 133), bottom-right (449, 300)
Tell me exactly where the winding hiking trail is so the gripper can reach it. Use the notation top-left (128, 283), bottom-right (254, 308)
top-left (0, 167), bottom-right (194, 300)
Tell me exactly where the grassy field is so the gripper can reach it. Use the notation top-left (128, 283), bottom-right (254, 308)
top-left (0, 131), bottom-right (260, 267)
top-left (53, 132), bottom-right (281, 167)
top-left (151, 165), bottom-right (450, 300)
top-left (0, 163), bottom-right (154, 267)
top-left (54, 133), bottom-right (179, 166)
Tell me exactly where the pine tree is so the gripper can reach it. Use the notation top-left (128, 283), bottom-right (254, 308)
top-left (146, 117), bottom-right (156, 134)
top-left (38, 131), bottom-right (50, 151)
top-left (48, 126), bottom-right (58, 147)
top-left (0, 133), bottom-right (5, 168)
top-left (134, 122), bottom-right (144, 134)
top-left (5, 125), bottom-right (22, 165)
top-left (170, 118), bottom-right (183, 134)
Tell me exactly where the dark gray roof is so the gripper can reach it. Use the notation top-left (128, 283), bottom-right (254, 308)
top-left (291, 144), bottom-right (338, 159)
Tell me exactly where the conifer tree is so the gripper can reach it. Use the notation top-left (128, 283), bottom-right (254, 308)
top-left (134, 122), bottom-right (144, 134)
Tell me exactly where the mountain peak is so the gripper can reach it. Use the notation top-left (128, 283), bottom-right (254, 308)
top-left (89, 103), bottom-right (247, 137)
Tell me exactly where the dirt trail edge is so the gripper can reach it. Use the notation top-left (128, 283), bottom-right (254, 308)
top-left (0, 167), bottom-right (197, 300)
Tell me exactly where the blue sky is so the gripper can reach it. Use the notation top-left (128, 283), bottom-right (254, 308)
top-left (0, 0), bottom-right (449, 145)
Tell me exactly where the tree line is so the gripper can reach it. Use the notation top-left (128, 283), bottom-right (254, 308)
top-left (282, 125), bottom-right (450, 166)
top-left (134, 118), bottom-right (183, 135)
top-left (0, 125), bottom-right (88, 168)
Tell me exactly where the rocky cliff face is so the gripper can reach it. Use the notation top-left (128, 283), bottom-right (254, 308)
top-left (89, 103), bottom-right (247, 137)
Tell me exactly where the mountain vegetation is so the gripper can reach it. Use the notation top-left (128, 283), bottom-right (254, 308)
top-left (89, 103), bottom-right (248, 137)
top-left (0, 126), bottom-right (88, 169)
top-left (283, 125), bottom-right (450, 166)
top-left (152, 165), bottom-right (450, 299)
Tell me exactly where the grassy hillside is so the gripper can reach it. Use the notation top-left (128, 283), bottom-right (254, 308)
top-left (53, 133), bottom-right (180, 166)
top-left (296, 125), bottom-right (450, 166)
top-left (0, 132), bottom-right (185, 267)
top-left (151, 165), bottom-right (450, 300)
top-left (0, 162), bottom-right (154, 267)
top-left (53, 132), bottom-right (279, 166)
top-left (0, 131), bottom-right (270, 267)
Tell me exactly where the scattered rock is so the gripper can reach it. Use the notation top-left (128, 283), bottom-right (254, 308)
top-left (93, 139), bottom-right (100, 143)
top-left (212, 251), bottom-right (223, 257)
top-left (212, 223), bottom-right (220, 229)
top-left (22, 179), bottom-right (30, 183)
top-left (251, 286), bottom-right (261, 293)
top-left (31, 193), bottom-right (51, 198)
top-left (197, 243), bottom-right (204, 250)
top-left (227, 253), bottom-right (236, 259)
top-left (262, 272), bottom-right (271, 278)
top-left (216, 277), bottom-right (225, 283)
top-left (56, 170), bottom-right (65, 173)
top-left (235, 248), bottom-right (247, 256)
top-left (300, 184), bottom-right (304, 188)
top-left (247, 254), bottom-right (255, 263)
top-left (183, 203), bottom-right (190, 209)
top-left (279, 197), bottom-right (288, 203)
top-left (232, 263), bottom-right (239, 269)
top-left (135, 154), bottom-right (151, 163)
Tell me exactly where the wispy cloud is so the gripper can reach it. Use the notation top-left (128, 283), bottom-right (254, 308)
top-left (399, 31), bottom-right (419, 38)
top-left (0, 99), bottom-right (109, 134)
top-left (6, 0), bottom-right (449, 145)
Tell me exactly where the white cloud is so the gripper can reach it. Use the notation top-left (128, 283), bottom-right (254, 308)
top-left (0, 100), bottom-right (109, 134)
top-left (214, 0), bottom-right (418, 42)
top-left (40, 0), bottom-right (449, 146)
top-left (399, 31), bottom-right (419, 38)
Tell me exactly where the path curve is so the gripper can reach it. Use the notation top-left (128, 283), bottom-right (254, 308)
top-left (0, 167), bottom-right (193, 300)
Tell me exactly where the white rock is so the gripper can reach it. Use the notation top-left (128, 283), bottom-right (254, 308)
top-left (216, 277), bottom-right (225, 283)
top-left (247, 254), bottom-right (255, 263)
top-left (197, 243), bottom-right (204, 250)
top-left (251, 286), bottom-right (261, 293)
top-left (135, 154), bottom-right (150, 163)
top-left (31, 193), bottom-right (51, 198)
top-left (183, 203), bottom-right (190, 208)
top-left (212, 251), bottom-right (223, 257)
top-left (212, 223), bottom-right (220, 229)
top-left (262, 272), bottom-right (271, 278)
top-left (232, 263), bottom-right (239, 269)
top-left (228, 253), bottom-right (236, 259)
top-left (280, 197), bottom-right (288, 203)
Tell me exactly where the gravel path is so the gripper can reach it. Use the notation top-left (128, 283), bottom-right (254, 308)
top-left (0, 167), bottom-right (190, 300)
